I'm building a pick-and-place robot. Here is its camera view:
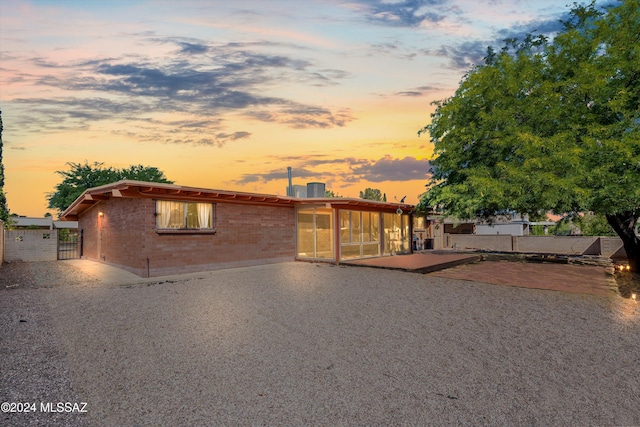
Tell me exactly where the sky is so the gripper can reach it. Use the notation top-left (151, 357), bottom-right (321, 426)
top-left (1, 0), bottom-right (584, 217)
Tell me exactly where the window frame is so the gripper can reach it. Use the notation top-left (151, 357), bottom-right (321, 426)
top-left (155, 200), bottom-right (216, 234)
top-left (339, 209), bottom-right (381, 260)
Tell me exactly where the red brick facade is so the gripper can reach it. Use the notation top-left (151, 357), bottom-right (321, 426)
top-left (65, 180), bottom-right (414, 277)
top-left (78, 198), bottom-right (296, 277)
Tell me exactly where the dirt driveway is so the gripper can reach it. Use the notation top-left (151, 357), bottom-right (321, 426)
top-left (1, 261), bottom-right (639, 426)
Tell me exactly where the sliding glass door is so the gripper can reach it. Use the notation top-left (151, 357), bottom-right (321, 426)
top-left (297, 207), bottom-right (334, 260)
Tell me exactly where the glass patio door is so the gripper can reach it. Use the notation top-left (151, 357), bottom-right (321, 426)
top-left (339, 210), bottom-right (380, 260)
top-left (297, 208), bottom-right (334, 260)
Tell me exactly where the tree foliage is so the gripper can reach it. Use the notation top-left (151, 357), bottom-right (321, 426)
top-left (48, 161), bottom-right (173, 214)
top-left (419, 0), bottom-right (640, 270)
top-left (0, 109), bottom-right (9, 223)
top-left (574, 213), bottom-right (616, 237)
top-left (359, 187), bottom-right (385, 201)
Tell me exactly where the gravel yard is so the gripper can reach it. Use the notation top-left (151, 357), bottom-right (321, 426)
top-left (1, 260), bottom-right (639, 426)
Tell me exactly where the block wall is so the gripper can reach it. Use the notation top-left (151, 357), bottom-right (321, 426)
top-left (448, 234), bottom-right (513, 252)
top-left (78, 198), bottom-right (296, 277)
top-left (514, 236), bottom-right (599, 254)
top-left (4, 229), bottom-right (58, 262)
top-left (445, 233), bottom-right (624, 257)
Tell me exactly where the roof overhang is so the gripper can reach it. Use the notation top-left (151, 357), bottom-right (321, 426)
top-left (60, 180), bottom-right (415, 220)
top-left (294, 198), bottom-right (414, 214)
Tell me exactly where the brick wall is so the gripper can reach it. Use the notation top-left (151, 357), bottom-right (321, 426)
top-left (4, 229), bottom-right (58, 262)
top-left (79, 203), bottom-right (100, 261)
top-left (79, 198), bottom-right (296, 277)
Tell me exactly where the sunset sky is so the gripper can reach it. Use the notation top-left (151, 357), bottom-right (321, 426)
top-left (1, 0), bottom-right (590, 217)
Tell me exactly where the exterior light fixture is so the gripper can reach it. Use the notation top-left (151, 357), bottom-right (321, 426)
top-left (98, 212), bottom-right (104, 217)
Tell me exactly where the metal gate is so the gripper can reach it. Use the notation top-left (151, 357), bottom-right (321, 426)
top-left (58, 229), bottom-right (82, 260)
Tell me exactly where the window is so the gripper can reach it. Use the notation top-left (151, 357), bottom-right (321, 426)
top-left (339, 210), bottom-right (380, 260)
top-left (156, 201), bottom-right (214, 230)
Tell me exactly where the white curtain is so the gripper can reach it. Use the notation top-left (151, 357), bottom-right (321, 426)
top-left (197, 203), bottom-right (212, 229)
top-left (157, 201), bottom-right (173, 228)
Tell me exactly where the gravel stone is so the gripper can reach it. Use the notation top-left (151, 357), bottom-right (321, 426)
top-left (1, 262), bottom-right (93, 427)
top-left (1, 260), bottom-right (639, 426)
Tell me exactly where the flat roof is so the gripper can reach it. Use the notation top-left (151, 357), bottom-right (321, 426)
top-left (61, 180), bottom-right (414, 220)
top-left (13, 217), bottom-right (53, 227)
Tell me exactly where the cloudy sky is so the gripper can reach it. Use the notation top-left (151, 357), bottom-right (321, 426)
top-left (1, 0), bottom-right (587, 216)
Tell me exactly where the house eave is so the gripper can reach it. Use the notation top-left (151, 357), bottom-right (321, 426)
top-left (60, 180), bottom-right (416, 220)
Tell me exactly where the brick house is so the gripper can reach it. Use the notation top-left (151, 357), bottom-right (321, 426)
top-left (61, 180), bottom-right (414, 277)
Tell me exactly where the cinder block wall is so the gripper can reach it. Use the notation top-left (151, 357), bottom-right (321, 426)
top-left (79, 198), bottom-right (296, 277)
top-left (449, 234), bottom-right (513, 252)
top-left (4, 229), bottom-right (58, 262)
top-left (445, 233), bottom-right (624, 256)
top-left (515, 236), bottom-right (599, 254)
top-left (600, 237), bottom-right (627, 258)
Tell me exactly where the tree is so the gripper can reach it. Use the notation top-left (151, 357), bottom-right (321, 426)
top-left (359, 188), bottom-right (384, 201)
top-left (0, 109), bottom-right (9, 223)
top-left (48, 161), bottom-right (173, 214)
top-left (419, 0), bottom-right (640, 271)
top-left (574, 213), bottom-right (616, 237)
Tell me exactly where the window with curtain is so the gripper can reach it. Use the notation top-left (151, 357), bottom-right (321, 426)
top-left (156, 201), bottom-right (214, 229)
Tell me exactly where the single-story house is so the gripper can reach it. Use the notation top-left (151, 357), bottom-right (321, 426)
top-left (60, 180), bottom-right (414, 277)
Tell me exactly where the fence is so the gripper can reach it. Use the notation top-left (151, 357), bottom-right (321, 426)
top-left (4, 229), bottom-right (59, 262)
top-left (445, 234), bottom-right (626, 258)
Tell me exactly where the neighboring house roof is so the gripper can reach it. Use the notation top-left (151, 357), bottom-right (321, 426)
top-left (14, 217), bottom-right (53, 228)
top-left (12, 217), bottom-right (78, 229)
top-left (53, 220), bottom-right (78, 229)
top-left (60, 180), bottom-right (414, 221)
top-left (429, 213), bottom-right (531, 225)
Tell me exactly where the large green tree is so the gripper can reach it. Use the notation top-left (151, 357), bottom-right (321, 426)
top-left (419, 0), bottom-right (640, 271)
top-left (48, 161), bottom-right (173, 214)
top-left (0, 109), bottom-right (9, 223)
top-left (359, 188), bottom-right (386, 201)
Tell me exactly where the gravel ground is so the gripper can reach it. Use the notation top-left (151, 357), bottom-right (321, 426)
top-left (1, 262), bottom-right (94, 427)
top-left (1, 260), bottom-right (640, 426)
